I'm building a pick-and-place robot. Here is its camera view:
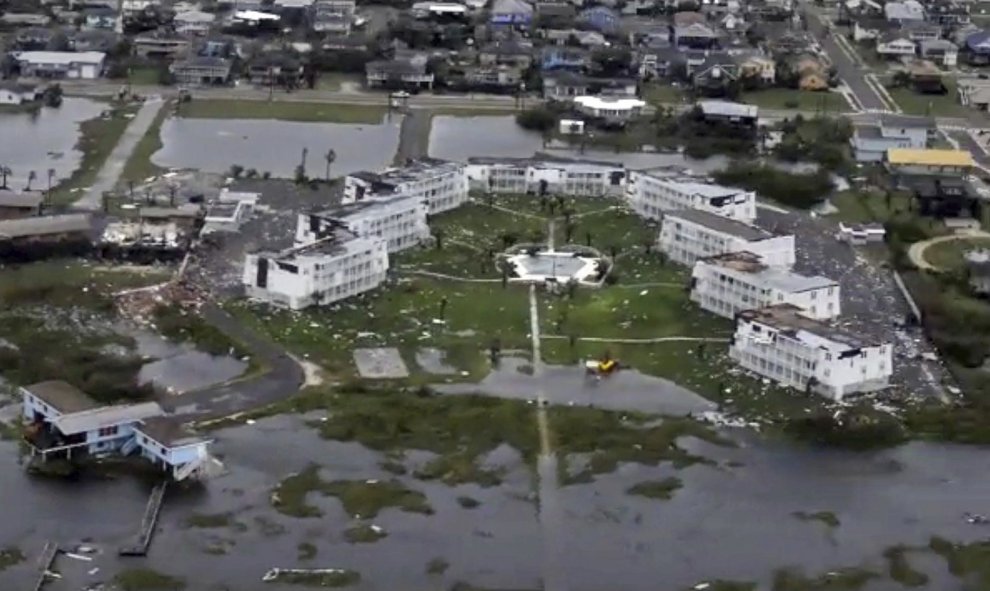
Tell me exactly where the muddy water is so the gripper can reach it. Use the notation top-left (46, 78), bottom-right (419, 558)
top-left (0, 98), bottom-right (107, 189)
top-left (124, 326), bottom-right (247, 394)
top-left (1, 407), bottom-right (988, 590)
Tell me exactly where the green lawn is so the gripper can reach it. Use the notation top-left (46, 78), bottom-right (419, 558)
top-left (50, 102), bottom-right (141, 206)
top-left (642, 83), bottom-right (689, 105)
top-left (127, 66), bottom-right (164, 86)
top-left (119, 101), bottom-right (170, 187)
top-left (887, 78), bottom-right (970, 117)
top-left (315, 72), bottom-right (359, 91)
top-left (740, 89), bottom-right (850, 112)
top-left (829, 190), bottom-right (914, 224)
top-left (923, 237), bottom-right (990, 271)
top-left (175, 99), bottom-right (387, 124)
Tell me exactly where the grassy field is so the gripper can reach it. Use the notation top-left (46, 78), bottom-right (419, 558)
top-left (887, 78), bottom-right (970, 117)
top-left (740, 89), bottom-right (849, 112)
top-left (642, 83), bottom-right (689, 105)
top-left (922, 237), bottom-right (990, 271)
top-left (175, 99), bottom-right (387, 124)
top-left (829, 190), bottom-right (914, 224)
top-left (119, 101), bottom-right (170, 187)
top-left (50, 102), bottom-right (140, 206)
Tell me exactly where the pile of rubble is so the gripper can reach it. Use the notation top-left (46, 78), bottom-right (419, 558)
top-left (114, 280), bottom-right (208, 324)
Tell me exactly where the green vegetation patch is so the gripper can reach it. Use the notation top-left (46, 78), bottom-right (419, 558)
top-left (792, 510), bottom-right (840, 528)
top-left (176, 99), bottom-right (387, 124)
top-left (626, 477), bottom-right (683, 500)
top-left (183, 512), bottom-right (235, 528)
top-left (265, 569), bottom-right (361, 587)
top-left (272, 463), bottom-right (432, 518)
top-left (0, 546), bottom-right (24, 571)
top-left (152, 304), bottom-right (246, 357)
top-left (119, 102), bottom-right (169, 186)
top-left (922, 237), bottom-right (990, 272)
top-left (713, 162), bottom-right (835, 209)
top-left (343, 523), bottom-right (388, 543)
top-left (551, 408), bottom-right (732, 483)
top-left (929, 536), bottom-right (990, 586)
top-left (883, 545), bottom-right (929, 587)
top-left (741, 89), bottom-right (849, 112)
top-left (114, 568), bottom-right (186, 591)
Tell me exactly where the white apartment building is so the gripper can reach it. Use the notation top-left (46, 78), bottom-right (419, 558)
top-left (342, 158), bottom-right (469, 215)
top-left (659, 209), bottom-right (795, 267)
top-left (691, 252), bottom-right (840, 320)
top-left (243, 231), bottom-right (388, 310)
top-left (297, 194), bottom-right (430, 253)
top-left (465, 157), bottom-right (626, 197)
top-left (626, 170), bottom-right (757, 223)
top-left (729, 305), bottom-right (893, 401)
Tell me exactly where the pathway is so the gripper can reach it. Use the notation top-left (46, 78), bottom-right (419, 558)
top-left (528, 284), bottom-right (567, 591)
top-left (397, 269), bottom-right (500, 283)
top-left (472, 198), bottom-right (545, 221)
top-left (906, 229), bottom-right (990, 271)
top-left (74, 97), bottom-right (166, 211)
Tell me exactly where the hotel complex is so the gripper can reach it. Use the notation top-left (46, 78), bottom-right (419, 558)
top-left (465, 156), bottom-right (626, 197)
top-left (343, 158), bottom-right (470, 215)
top-left (626, 170), bottom-right (757, 223)
top-left (658, 209), bottom-right (796, 267)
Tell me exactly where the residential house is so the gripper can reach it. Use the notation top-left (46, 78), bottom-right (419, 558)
top-left (0, 214), bottom-right (95, 260)
top-left (543, 71), bottom-right (638, 100)
top-left (133, 33), bottom-right (192, 59)
top-left (851, 113), bottom-right (934, 162)
top-left (958, 78), bottom-right (990, 110)
top-left (535, 2), bottom-right (577, 28)
top-left (479, 39), bottom-right (535, 69)
top-left (691, 251), bottom-right (840, 320)
top-left (67, 30), bottom-right (121, 53)
top-left (13, 27), bottom-right (57, 51)
top-left (852, 16), bottom-right (892, 41)
top-left (927, 0), bottom-right (970, 28)
top-left (885, 148), bottom-right (974, 176)
top-left (701, 0), bottom-right (742, 17)
top-left (905, 59), bottom-right (944, 92)
top-left (463, 64), bottom-right (524, 89)
top-left (675, 22), bottom-right (720, 49)
top-left (697, 99), bottom-right (758, 127)
top-left (313, 0), bottom-right (354, 33)
top-left (720, 12), bottom-right (747, 33)
top-left (81, 6), bottom-right (117, 29)
top-left (876, 32), bottom-right (916, 58)
top-left (918, 39), bottom-right (958, 67)
top-left (540, 46), bottom-right (591, 71)
top-left (836, 222), bottom-right (885, 244)
top-left (0, 82), bottom-right (44, 106)
top-left (244, 231), bottom-right (389, 310)
top-left (0, 190), bottom-right (43, 219)
top-left (544, 29), bottom-right (607, 48)
top-left (626, 169), bottom-right (758, 222)
top-left (21, 381), bottom-right (213, 480)
top-left (490, 0), bottom-right (534, 25)
top-left (577, 6), bottom-right (620, 33)
top-left (1, 13), bottom-right (52, 27)
top-left (964, 30), bottom-right (990, 64)
top-left (174, 10), bottom-right (217, 34)
top-left (658, 208), bottom-right (796, 267)
top-left (169, 56), bottom-right (233, 86)
top-left (964, 250), bottom-right (990, 295)
top-left (13, 51), bottom-right (106, 79)
top-left (246, 52), bottom-right (305, 86)
top-left (883, 0), bottom-right (925, 23)
top-left (365, 58), bottom-right (435, 90)
top-left (691, 55), bottom-right (739, 94)
top-left (573, 95), bottom-right (646, 125)
top-left (729, 305), bottom-right (893, 400)
top-left (901, 21), bottom-right (941, 42)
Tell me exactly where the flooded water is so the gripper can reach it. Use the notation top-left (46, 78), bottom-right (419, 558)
top-left (153, 115), bottom-right (403, 179)
top-left (0, 98), bottom-right (106, 188)
top-left (428, 116), bottom-right (828, 176)
top-left (1, 405), bottom-right (988, 591)
top-left (120, 325), bottom-right (247, 394)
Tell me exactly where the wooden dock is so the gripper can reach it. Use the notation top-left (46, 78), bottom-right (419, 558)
top-left (30, 541), bottom-right (59, 591)
top-left (118, 481), bottom-right (167, 557)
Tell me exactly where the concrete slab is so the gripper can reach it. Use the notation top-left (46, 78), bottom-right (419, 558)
top-left (353, 347), bottom-right (409, 379)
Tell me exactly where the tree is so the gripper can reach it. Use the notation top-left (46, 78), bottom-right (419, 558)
top-left (565, 222), bottom-right (575, 242)
top-left (324, 149), bottom-right (337, 180)
top-left (46, 168), bottom-right (55, 204)
top-left (516, 107), bottom-right (556, 132)
top-left (294, 164), bottom-right (307, 185)
top-left (439, 296), bottom-right (448, 320)
top-left (229, 164), bottom-right (244, 178)
top-left (585, 231), bottom-right (592, 246)
top-left (434, 228), bottom-right (445, 250)
top-left (0, 166), bottom-right (10, 190)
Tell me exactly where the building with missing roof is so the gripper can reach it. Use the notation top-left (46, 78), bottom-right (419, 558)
top-left (691, 251), bottom-right (840, 320)
top-left (296, 194), bottom-right (430, 253)
top-left (342, 158), bottom-right (469, 216)
top-left (658, 209), bottom-right (795, 267)
top-left (626, 169), bottom-right (757, 223)
top-left (729, 305), bottom-right (893, 400)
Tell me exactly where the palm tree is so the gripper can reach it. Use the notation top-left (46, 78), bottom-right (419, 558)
top-left (46, 168), bottom-right (55, 197)
top-left (25, 170), bottom-right (36, 191)
top-left (324, 149), bottom-right (336, 181)
top-left (0, 166), bottom-right (11, 190)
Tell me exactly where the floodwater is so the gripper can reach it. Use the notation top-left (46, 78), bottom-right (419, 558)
top-left (1, 406), bottom-right (988, 591)
top-left (427, 115), bottom-right (827, 175)
top-left (152, 115), bottom-right (403, 179)
top-left (129, 328), bottom-right (247, 394)
top-left (0, 98), bottom-right (106, 189)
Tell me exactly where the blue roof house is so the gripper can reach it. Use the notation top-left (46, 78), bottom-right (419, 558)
top-left (577, 6), bottom-right (620, 34)
top-left (21, 380), bottom-right (214, 481)
top-left (965, 30), bottom-right (990, 64)
top-left (491, 0), bottom-right (534, 25)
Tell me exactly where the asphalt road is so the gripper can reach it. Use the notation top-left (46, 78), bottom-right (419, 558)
top-left (74, 97), bottom-right (166, 210)
top-left (800, 0), bottom-right (890, 111)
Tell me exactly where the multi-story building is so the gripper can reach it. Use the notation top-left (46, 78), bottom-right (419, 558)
top-left (850, 114), bottom-right (934, 162)
top-left (626, 169), bottom-right (757, 223)
top-left (297, 194), bottom-right (430, 253)
top-left (13, 51), bottom-right (106, 79)
top-left (343, 158), bottom-right (469, 215)
top-left (243, 230), bottom-right (388, 310)
top-left (690, 251), bottom-right (840, 320)
top-left (729, 305), bottom-right (893, 400)
top-left (465, 157), bottom-right (626, 197)
top-left (659, 209), bottom-right (795, 267)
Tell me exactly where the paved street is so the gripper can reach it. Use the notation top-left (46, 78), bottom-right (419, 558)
top-left (74, 97), bottom-right (166, 210)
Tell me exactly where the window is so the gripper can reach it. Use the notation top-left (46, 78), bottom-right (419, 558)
top-left (98, 425), bottom-right (119, 437)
